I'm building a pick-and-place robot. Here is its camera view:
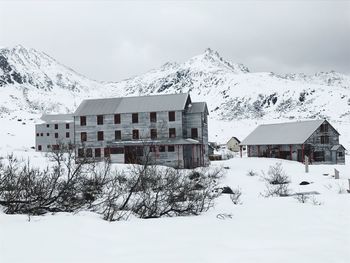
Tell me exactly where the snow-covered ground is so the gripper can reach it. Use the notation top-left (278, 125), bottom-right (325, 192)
top-left (0, 113), bottom-right (350, 263)
top-left (1, 156), bottom-right (349, 263)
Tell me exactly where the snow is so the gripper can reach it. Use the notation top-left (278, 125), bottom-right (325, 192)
top-left (1, 156), bottom-right (349, 263)
top-left (1, 45), bottom-right (350, 262)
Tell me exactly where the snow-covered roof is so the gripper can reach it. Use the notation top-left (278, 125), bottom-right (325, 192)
top-left (331, 144), bottom-right (345, 151)
top-left (241, 120), bottom-right (327, 145)
top-left (74, 93), bottom-right (198, 115)
top-left (187, 102), bottom-right (209, 115)
top-left (40, 114), bottom-right (74, 123)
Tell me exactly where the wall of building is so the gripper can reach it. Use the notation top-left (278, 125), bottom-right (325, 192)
top-left (227, 138), bottom-right (240, 152)
top-left (74, 110), bottom-right (185, 164)
top-left (35, 122), bottom-right (74, 151)
top-left (183, 111), bottom-right (209, 166)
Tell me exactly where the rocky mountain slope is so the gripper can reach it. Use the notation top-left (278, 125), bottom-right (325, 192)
top-left (1, 45), bottom-right (350, 122)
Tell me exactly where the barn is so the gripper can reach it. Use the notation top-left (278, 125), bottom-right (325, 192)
top-left (240, 120), bottom-right (345, 164)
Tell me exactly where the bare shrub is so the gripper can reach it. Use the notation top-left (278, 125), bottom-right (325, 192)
top-left (262, 163), bottom-right (291, 197)
top-left (247, 170), bottom-right (258, 177)
top-left (0, 146), bottom-right (223, 222)
top-left (294, 193), bottom-right (309, 203)
top-left (230, 187), bottom-right (242, 205)
top-left (0, 146), bottom-right (106, 215)
top-left (310, 195), bottom-right (323, 206)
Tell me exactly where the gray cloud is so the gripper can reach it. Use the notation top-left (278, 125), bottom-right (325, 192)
top-left (1, 0), bottom-right (349, 81)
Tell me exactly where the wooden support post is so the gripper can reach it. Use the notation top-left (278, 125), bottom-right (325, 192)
top-left (302, 144), bottom-right (305, 163)
top-left (290, 145), bottom-right (292, 160)
top-left (305, 156), bottom-right (309, 173)
top-left (258, 145), bottom-right (260, 157)
top-left (240, 145), bottom-right (243, 158)
top-left (278, 145), bottom-right (281, 158)
top-left (248, 145), bottom-right (251, 157)
top-left (334, 169), bottom-right (339, 179)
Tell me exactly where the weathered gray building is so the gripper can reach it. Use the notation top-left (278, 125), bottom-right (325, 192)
top-left (35, 93), bottom-right (209, 168)
top-left (35, 114), bottom-right (74, 151)
top-left (240, 120), bottom-right (345, 164)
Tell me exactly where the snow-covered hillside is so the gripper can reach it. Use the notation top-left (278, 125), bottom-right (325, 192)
top-left (1, 45), bottom-right (350, 121)
top-left (1, 45), bottom-right (350, 149)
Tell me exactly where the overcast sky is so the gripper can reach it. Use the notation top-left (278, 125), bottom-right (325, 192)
top-left (0, 0), bottom-right (349, 81)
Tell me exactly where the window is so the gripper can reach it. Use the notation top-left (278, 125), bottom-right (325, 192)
top-left (150, 112), bottom-right (157, 122)
top-left (97, 115), bottom-right (103, 125)
top-left (110, 147), bottom-right (124, 154)
top-left (47, 145), bottom-right (51, 149)
top-left (169, 111), bottom-right (175, 122)
top-left (40, 133), bottom-right (43, 137)
top-left (104, 148), bottom-right (110, 158)
top-left (168, 145), bottom-right (175, 152)
top-left (54, 124), bottom-right (58, 129)
top-left (66, 132), bottom-right (70, 138)
top-left (97, 131), bottom-right (104, 141)
top-left (338, 151), bottom-right (344, 157)
top-left (86, 148), bottom-right (93, 158)
top-left (46, 124), bottom-right (49, 128)
top-left (132, 129), bottom-right (139, 139)
top-left (80, 116), bottom-right (86, 126)
top-left (55, 133), bottom-right (58, 138)
top-left (132, 113), bottom-right (138, 123)
top-left (95, 148), bottom-right (101, 157)
top-left (320, 135), bottom-right (329, 144)
top-left (78, 148), bottom-right (84, 157)
top-left (159, 145), bottom-right (166, 152)
top-left (169, 128), bottom-right (176, 138)
top-left (114, 114), bottom-right (121, 124)
top-left (151, 129), bottom-right (157, 139)
top-left (191, 128), bottom-right (198, 139)
top-left (38, 145), bottom-right (42, 151)
top-left (66, 123), bottom-right (70, 129)
top-left (150, 146), bottom-right (156, 152)
top-left (36, 133), bottom-right (39, 137)
top-left (47, 133), bottom-right (49, 136)
top-left (81, 132), bottom-right (87, 142)
top-left (115, 130), bottom-right (121, 140)
top-left (320, 123), bottom-right (328, 132)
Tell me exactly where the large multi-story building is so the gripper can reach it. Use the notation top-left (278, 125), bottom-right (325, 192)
top-left (35, 93), bottom-right (209, 169)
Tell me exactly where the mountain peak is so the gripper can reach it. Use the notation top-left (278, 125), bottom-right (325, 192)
top-left (187, 48), bottom-right (249, 74)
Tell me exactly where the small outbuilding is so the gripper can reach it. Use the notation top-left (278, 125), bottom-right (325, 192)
top-left (226, 137), bottom-right (241, 152)
top-left (240, 119), bottom-right (345, 164)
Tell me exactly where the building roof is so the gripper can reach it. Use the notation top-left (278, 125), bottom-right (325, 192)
top-left (241, 120), bottom-right (326, 145)
top-left (74, 93), bottom-right (195, 116)
top-left (40, 114), bottom-right (74, 123)
top-left (187, 102), bottom-right (209, 115)
top-left (228, 136), bottom-right (241, 144)
top-left (331, 144), bottom-right (345, 151)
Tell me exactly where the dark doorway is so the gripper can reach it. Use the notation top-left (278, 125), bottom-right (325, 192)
top-left (124, 146), bottom-right (144, 164)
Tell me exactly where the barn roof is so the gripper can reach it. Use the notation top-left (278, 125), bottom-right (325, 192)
top-left (74, 93), bottom-right (195, 115)
top-left (241, 120), bottom-right (327, 145)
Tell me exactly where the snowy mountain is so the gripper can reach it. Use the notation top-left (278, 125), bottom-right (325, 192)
top-left (1, 45), bottom-right (350, 123)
